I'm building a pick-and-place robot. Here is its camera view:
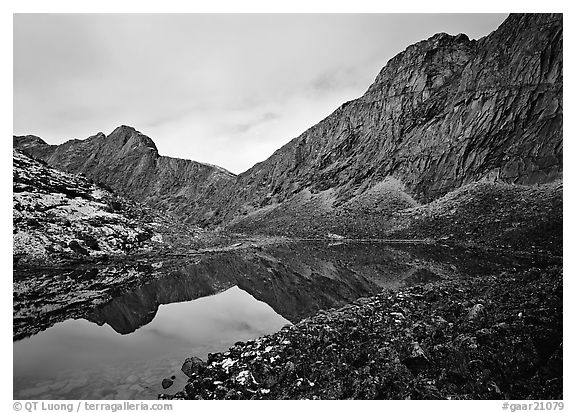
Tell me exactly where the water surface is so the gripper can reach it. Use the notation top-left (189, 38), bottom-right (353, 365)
top-left (14, 241), bottom-right (548, 399)
top-left (14, 286), bottom-right (288, 399)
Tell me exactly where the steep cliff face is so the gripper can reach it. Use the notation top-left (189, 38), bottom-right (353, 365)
top-left (14, 126), bottom-right (235, 223)
top-left (14, 14), bottom-right (562, 233)
top-left (215, 13), bottom-right (562, 225)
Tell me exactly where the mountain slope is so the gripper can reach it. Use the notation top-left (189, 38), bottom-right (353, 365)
top-left (13, 149), bottom-right (202, 266)
top-left (228, 178), bottom-right (562, 256)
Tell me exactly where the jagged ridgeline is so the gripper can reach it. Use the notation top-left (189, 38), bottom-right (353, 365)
top-left (14, 13), bottom-right (562, 244)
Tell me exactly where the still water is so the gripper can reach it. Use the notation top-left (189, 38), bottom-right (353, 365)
top-left (14, 286), bottom-right (288, 399)
top-left (14, 241), bottom-right (547, 400)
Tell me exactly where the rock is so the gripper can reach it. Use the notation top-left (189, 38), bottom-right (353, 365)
top-left (68, 240), bottom-right (89, 256)
top-left (467, 303), bottom-right (485, 321)
top-left (455, 334), bottom-right (478, 349)
top-left (445, 348), bottom-right (470, 384)
top-left (278, 360), bottom-right (296, 381)
top-left (264, 374), bottom-right (279, 388)
top-left (161, 378), bottom-right (174, 389)
top-left (108, 200), bottom-right (123, 211)
top-left (402, 341), bottom-right (430, 375)
top-left (27, 218), bottom-right (41, 228)
top-left (137, 231), bottom-right (153, 243)
top-left (182, 356), bottom-right (206, 378)
top-left (81, 235), bottom-right (100, 251)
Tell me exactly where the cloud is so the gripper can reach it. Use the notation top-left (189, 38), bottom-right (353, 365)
top-left (213, 111), bottom-right (280, 137)
top-left (310, 66), bottom-right (363, 96)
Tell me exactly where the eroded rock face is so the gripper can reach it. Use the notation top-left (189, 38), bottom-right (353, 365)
top-left (14, 14), bottom-right (562, 229)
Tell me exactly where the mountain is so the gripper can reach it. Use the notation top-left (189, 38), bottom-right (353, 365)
top-left (14, 126), bottom-right (235, 224)
top-left (14, 13), bottom-right (562, 241)
top-left (215, 13), bottom-right (562, 225)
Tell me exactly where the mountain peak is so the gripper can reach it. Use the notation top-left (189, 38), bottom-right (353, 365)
top-left (13, 135), bottom-right (48, 148)
top-left (107, 125), bottom-right (158, 153)
top-left (112, 125), bottom-right (137, 134)
top-left (425, 32), bottom-right (471, 46)
top-left (365, 26), bottom-right (476, 98)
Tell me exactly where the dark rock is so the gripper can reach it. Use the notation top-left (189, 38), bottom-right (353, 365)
top-left (182, 356), bottom-right (206, 378)
top-left (444, 348), bottom-right (470, 384)
top-left (162, 378), bottom-right (174, 389)
top-left (78, 268), bottom-right (99, 281)
top-left (108, 200), bottom-right (123, 212)
top-left (403, 268), bottom-right (441, 286)
top-left (402, 342), bottom-right (430, 375)
top-left (26, 218), bottom-right (41, 228)
top-left (68, 240), bottom-right (89, 256)
top-left (136, 231), bottom-right (153, 243)
top-left (264, 374), bottom-right (279, 388)
top-left (80, 234), bottom-right (100, 251)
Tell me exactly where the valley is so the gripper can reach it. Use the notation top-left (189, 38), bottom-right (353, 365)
top-left (13, 13), bottom-right (563, 401)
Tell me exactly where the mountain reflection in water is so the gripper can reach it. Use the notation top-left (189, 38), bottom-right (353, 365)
top-left (14, 286), bottom-right (288, 399)
top-left (14, 241), bottom-right (548, 399)
top-left (86, 241), bottom-right (544, 335)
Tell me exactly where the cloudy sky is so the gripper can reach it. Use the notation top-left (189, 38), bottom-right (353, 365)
top-left (14, 13), bottom-right (507, 174)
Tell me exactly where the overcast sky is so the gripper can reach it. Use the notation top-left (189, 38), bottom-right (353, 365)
top-left (14, 13), bottom-right (507, 174)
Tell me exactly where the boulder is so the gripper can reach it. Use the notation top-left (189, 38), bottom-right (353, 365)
top-left (182, 357), bottom-right (206, 378)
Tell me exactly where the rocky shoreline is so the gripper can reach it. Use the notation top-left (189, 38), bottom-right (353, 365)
top-left (161, 264), bottom-right (562, 400)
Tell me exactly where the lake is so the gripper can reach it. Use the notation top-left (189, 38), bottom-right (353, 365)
top-left (13, 241), bottom-right (547, 399)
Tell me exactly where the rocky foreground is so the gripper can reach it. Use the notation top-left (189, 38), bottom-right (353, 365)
top-left (161, 265), bottom-right (562, 400)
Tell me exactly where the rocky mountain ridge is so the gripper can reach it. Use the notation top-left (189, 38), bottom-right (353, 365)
top-left (14, 13), bottom-right (563, 236)
top-left (15, 126), bottom-right (235, 223)
top-left (215, 13), bottom-right (562, 225)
